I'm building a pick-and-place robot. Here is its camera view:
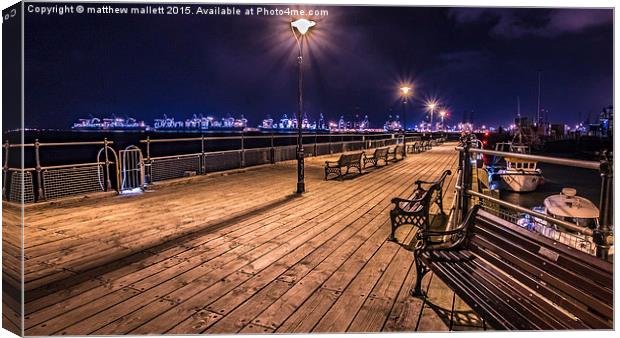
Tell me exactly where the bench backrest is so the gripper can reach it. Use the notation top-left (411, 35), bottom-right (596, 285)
top-left (467, 210), bottom-right (613, 328)
top-left (435, 170), bottom-right (451, 190)
top-left (339, 152), bottom-right (363, 165)
top-left (375, 147), bottom-right (389, 157)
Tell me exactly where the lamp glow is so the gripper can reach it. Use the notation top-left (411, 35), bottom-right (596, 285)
top-left (291, 18), bottom-right (316, 35)
top-left (400, 86), bottom-right (412, 96)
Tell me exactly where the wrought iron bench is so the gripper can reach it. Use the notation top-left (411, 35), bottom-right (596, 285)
top-left (415, 169), bottom-right (451, 215)
top-left (406, 141), bottom-right (420, 154)
top-left (412, 205), bottom-right (613, 330)
top-left (387, 144), bottom-right (405, 162)
top-left (389, 169), bottom-right (451, 241)
top-left (423, 140), bottom-right (432, 150)
top-left (324, 152), bottom-right (364, 180)
top-left (363, 147), bottom-right (389, 168)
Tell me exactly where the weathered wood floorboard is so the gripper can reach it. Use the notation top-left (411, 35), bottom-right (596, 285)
top-left (23, 143), bottom-right (463, 334)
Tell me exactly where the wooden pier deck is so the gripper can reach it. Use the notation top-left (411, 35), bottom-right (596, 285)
top-left (16, 142), bottom-right (484, 335)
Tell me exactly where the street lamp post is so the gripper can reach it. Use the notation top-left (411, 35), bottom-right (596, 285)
top-left (440, 110), bottom-right (446, 131)
top-left (428, 103), bottom-right (436, 132)
top-left (399, 86), bottom-right (412, 157)
top-left (291, 18), bottom-right (316, 194)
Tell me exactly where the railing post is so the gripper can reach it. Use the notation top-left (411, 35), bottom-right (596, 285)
top-left (240, 132), bottom-right (245, 168)
top-left (270, 133), bottom-right (275, 164)
top-left (314, 132), bottom-right (318, 156)
top-left (460, 135), bottom-right (472, 222)
top-left (329, 134), bottom-right (333, 154)
top-left (34, 139), bottom-right (45, 201)
top-left (201, 135), bottom-right (206, 174)
top-left (595, 152), bottom-right (613, 260)
top-left (103, 138), bottom-right (112, 191)
top-left (2, 141), bottom-right (9, 199)
top-left (145, 136), bottom-right (152, 184)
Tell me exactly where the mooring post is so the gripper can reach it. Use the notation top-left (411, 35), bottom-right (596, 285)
top-left (34, 139), bottom-right (45, 201)
top-left (595, 151), bottom-right (613, 260)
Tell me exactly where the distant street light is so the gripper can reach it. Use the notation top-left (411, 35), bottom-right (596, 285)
top-left (439, 110), bottom-right (447, 131)
top-left (290, 18), bottom-right (316, 194)
top-left (425, 99), bottom-right (438, 131)
top-left (399, 85), bottom-right (412, 157)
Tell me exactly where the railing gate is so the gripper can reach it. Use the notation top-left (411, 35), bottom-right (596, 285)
top-left (119, 145), bottom-right (145, 192)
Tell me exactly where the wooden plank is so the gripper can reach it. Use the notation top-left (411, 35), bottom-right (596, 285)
top-left (253, 148), bottom-right (457, 331)
top-left (23, 143), bottom-right (460, 335)
top-left (116, 154), bottom-right (419, 333)
top-left (61, 157), bottom-right (416, 334)
top-left (416, 274), bottom-right (450, 331)
top-left (347, 247), bottom-right (414, 332)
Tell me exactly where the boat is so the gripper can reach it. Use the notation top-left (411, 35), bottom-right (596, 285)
top-left (497, 155), bottom-right (543, 192)
top-left (544, 188), bottom-right (599, 229)
top-left (488, 142), bottom-right (544, 192)
top-left (515, 188), bottom-right (600, 255)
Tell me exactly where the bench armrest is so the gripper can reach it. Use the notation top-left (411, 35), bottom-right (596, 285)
top-left (418, 205), bottom-right (480, 250)
top-left (415, 170), bottom-right (451, 189)
top-left (391, 195), bottom-right (425, 211)
top-left (415, 179), bottom-right (437, 186)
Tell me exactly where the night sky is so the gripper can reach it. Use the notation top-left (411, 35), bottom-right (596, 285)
top-left (24, 4), bottom-right (613, 129)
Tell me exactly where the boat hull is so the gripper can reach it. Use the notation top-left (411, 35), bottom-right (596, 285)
top-left (498, 170), bottom-right (542, 192)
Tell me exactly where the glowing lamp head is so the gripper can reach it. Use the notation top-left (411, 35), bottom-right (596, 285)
top-left (291, 18), bottom-right (316, 35)
top-left (440, 110), bottom-right (447, 117)
top-left (399, 86), bottom-right (412, 96)
top-left (428, 103), bottom-right (436, 110)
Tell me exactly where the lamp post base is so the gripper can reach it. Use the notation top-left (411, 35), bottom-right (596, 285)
top-left (296, 182), bottom-right (305, 194)
top-left (296, 149), bottom-right (305, 194)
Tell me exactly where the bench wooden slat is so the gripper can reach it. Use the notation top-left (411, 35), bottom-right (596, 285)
top-left (426, 254), bottom-right (525, 330)
top-left (449, 251), bottom-right (585, 330)
top-left (426, 250), bottom-right (559, 329)
top-left (414, 206), bottom-right (613, 330)
top-left (477, 212), bottom-right (613, 285)
top-left (475, 218), bottom-right (613, 295)
top-left (467, 242), bottom-right (611, 329)
top-left (471, 228), bottom-right (613, 319)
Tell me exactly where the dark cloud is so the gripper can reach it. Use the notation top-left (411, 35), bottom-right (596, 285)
top-left (449, 8), bottom-right (612, 38)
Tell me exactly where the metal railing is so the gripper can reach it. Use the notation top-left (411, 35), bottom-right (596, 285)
top-left (2, 139), bottom-right (116, 203)
top-left (2, 132), bottom-right (445, 202)
top-left (455, 134), bottom-right (613, 260)
top-left (138, 133), bottom-right (429, 184)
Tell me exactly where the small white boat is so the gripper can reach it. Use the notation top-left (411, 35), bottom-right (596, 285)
top-left (544, 188), bottom-right (599, 229)
top-left (517, 189), bottom-right (601, 255)
top-left (496, 145), bottom-right (543, 192)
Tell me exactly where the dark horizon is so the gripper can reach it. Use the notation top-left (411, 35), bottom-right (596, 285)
top-left (23, 3), bottom-right (613, 130)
